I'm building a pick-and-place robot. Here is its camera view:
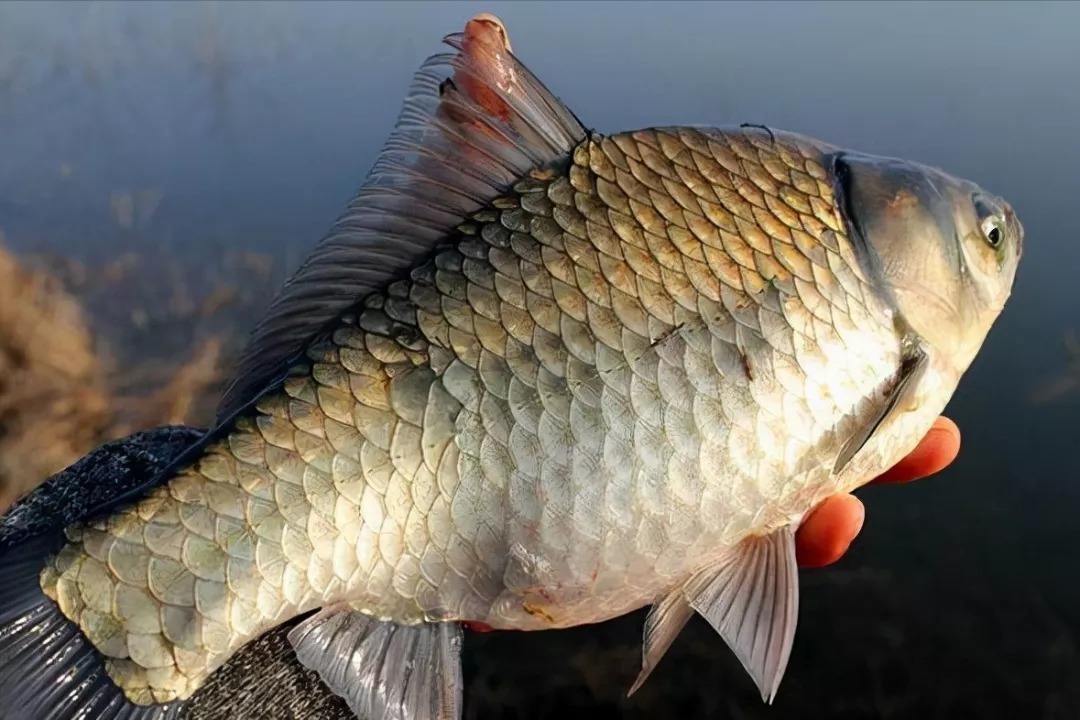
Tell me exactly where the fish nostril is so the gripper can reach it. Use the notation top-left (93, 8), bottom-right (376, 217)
top-left (1005, 208), bottom-right (1023, 256)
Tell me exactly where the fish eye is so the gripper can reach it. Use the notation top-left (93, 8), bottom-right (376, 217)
top-left (980, 215), bottom-right (1006, 249)
top-left (973, 193), bottom-right (1007, 250)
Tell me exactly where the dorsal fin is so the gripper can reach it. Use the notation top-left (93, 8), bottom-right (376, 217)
top-left (215, 14), bottom-right (586, 423)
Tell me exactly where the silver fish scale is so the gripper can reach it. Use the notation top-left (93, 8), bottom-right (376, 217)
top-left (40, 126), bottom-right (917, 704)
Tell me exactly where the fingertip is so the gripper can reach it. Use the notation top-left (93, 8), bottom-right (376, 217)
top-left (796, 494), bottom-right (865, 569)
top-left (849, 494), bottom-right (866, 536)
top-left (873, 416), bottom-right (961, 485)
top-left (463, 621), bottom-right (494, 633)
top-left (931, 416), bottom-right (962, 450)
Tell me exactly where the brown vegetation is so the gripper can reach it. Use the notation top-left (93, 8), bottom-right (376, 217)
top-left (0, 240), bottom-right (111, 511)
top-left (0, 238), bottom-right (276, 514)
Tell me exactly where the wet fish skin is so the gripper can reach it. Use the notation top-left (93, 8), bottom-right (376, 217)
top-left (45, 126), bottom-right (914, 701)
top-left (0, 12), bottom-right (1022, 719)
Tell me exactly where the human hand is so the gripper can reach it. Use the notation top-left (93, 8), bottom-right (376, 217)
top-left (795, 416), bottom-right (962, 569)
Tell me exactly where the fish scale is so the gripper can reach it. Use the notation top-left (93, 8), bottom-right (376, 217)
top-left (39, 126), bottom-right (907, 703)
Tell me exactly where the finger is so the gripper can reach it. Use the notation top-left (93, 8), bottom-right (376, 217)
top-left (871, 416), bottom-right (961, 486)
top-left (796, 493), bottom-right (865, 569)
top-left (457, 14), bottom-right (517, 122)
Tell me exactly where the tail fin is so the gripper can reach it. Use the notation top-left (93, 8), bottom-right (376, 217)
top-left (0, 427), bottom-right (201, 720)
top-left (0, 536), bottom-right (181, 719)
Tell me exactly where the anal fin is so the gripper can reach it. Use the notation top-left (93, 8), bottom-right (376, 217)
top-left (287, 606), bottom-right (463, 720)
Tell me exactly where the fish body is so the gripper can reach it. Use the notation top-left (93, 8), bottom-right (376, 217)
top-left (0, 13), bottom-right (1022, 720)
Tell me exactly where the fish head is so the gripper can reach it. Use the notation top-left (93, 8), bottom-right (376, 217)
top-left (831, 151), bottom-right (1023, 374)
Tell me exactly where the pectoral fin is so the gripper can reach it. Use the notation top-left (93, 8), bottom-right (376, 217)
top-left (687, 526), bottom-right (799, 704)
top-left (288, 606), bottom-right (463, 720)
top-left (833, 346), bottom-right (929, 475)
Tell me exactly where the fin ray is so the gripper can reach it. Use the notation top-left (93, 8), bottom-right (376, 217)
top-left (216, 19), bottom-right (587, 423)
top-left (685, 527), bottom-right (799, 704)
top-left (288, 607), bottom-right (464, 720)
top-left (628, 590), bottom-right (693, 696)
top-left (0, 538), bottom-right (181, 720)
top-left (834, 346), bottom-right (929, 475)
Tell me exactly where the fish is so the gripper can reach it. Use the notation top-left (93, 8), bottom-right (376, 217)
top-left (0, 12), bottom-right (1022, 720)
